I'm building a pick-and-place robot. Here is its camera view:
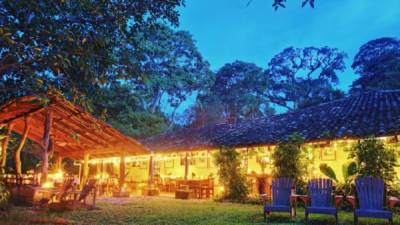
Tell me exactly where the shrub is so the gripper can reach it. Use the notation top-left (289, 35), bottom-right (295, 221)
top-left (272, 133), bottom-right (306, 193)
top-left (347, 137), bottom-right (398, 183)
top-left (0, 182), bottom-right (10, 211)
top-left (214, 147), bottom-right (249, 202)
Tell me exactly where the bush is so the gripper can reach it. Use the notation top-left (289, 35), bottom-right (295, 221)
top-left (0, 182), bottom-right (10, 211)
top-left (347, 137), bottom-right (398, 183)
top-left (272, 133), bottom-right (306, 193)
top-left (214, 147), bottom-right (249, 202)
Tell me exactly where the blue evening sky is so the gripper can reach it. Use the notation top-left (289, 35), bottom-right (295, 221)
top-left (178, 0), bottom-right (400, 91)
top-left (166, 0), bottom-right (400, 121)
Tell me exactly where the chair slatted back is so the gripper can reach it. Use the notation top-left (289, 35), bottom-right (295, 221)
top-left (356, 176), bottom-right (385, 210)
top-left (59, 177), bottom-right (74, 201)
top-left (308, 178), bottom-right (333, 207)
top-left (78, 179), bottom-right (97, 201)
top-left (271, 178), bottom-right (294, 206)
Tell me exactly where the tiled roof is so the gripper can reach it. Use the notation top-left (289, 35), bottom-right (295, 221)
top-left (143, 90), bottom-right (400, 152)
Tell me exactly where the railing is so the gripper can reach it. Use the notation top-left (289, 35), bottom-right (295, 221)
top-left (0, 173), bottom-right (39, 186)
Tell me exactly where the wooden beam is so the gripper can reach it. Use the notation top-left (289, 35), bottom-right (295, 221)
top-left (0, 123), bottom-right (14, 174)
top-left (41, 109), bottom-right (53, 185)
top-left (0, 103), bottom-right (48, 125)
top-left (15, 116), bottom-right (31, 176)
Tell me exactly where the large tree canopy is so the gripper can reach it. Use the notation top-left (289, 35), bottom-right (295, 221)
top-left (0, 0), bottom-right (184, 104)
top-left (350, 37), bottom-right (400, 94)
top-left (132, 26), bottom-right (212, 117)
top-left (266, 46), bottom-right (347, 110)
top-left (189, 61), bottom-right (274, 127)
top-left (0, 0), bottom-right (214, 138)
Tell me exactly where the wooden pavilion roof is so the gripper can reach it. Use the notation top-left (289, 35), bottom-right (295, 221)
top-left (0, 94), bottom-right (148, 159)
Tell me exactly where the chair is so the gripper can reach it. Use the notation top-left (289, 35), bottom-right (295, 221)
top-left (264, 177), bottom-right (294, 221)
top-left (57, 178), bottom-right (75, 201)
top-left (349, 176), bottom-right (394, 225)
top-left (50, 179), bottom-right (97, 211)
top-left (305, 178), bottom-right (341, 225)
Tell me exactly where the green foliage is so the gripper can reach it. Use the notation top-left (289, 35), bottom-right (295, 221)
top-left (350, 37), bottom-right (400, 94)
top-left (189, 61), bottom-right (274, 127)
top-left (347, 137), bottom-right (398, 183)
top-left (319, 163), bottom-right (337, 182)
top-left (318, 162), bottom-right (357, 196)
top-left (342, 161), bottom-right (357, 182)
top-left (272, 134), bottom-right (306, 185)
top-left (214, 147), bottom-right (249, 202)
top-left (269, 0), bottom-right (315, 10)
top-left (0, 0), bottom-right (184, 103)
top-left (0, 182), bottom-right (10, 210)
top-left (266, 46), bottom-right (347, 110)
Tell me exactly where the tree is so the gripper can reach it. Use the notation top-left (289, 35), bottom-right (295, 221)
top-left (247, 0), bottom-right (315, 10)
top-left (272, 134), bottom-right (305, 179)
top-left (131, 26), bottom-right (212, 122)
top-left (350, 37), bottom-right (400, 94)
top-left (0, 0), bottom-right (184, 104)
top-left (189, 61), bottom-right (274, 127)
top-left (266, 46), bottom-right (347, 110)
top-left (272, 0), bottom-right (315, 9)
top-left (91, 83), bottom-right (168, 138)
top-left (272, 133), bottom-right (307, 192)
top-left (347, 137), bottom-right (398, 184)
top-left (214, 147), bottom-right (249, 201)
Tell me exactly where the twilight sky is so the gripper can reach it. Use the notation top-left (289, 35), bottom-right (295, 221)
top-left (178, 0), bottom-right (400, 91)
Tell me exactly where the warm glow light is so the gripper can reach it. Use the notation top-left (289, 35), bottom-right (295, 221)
top-left (42, 181), bottom-right (54, 189)
top-left (53, 170), bottom-right (63, 181)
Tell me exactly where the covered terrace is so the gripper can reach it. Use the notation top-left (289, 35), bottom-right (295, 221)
top-left (0, 94), bottom-right (148, 191)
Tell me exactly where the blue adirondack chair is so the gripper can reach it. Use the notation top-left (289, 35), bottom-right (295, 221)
top-left (353, 176), bottom-right (393, 225)
top-left (305, 178), bottom-right (338, 225)
top-left (264, 178), bottom-right (294, 221)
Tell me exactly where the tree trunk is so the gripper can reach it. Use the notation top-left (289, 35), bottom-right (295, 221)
top-left (0, 123), bottom-right (14, 174)
top-left (41, 110), bottom-right (53, 185)
top-left (15, 116), bottom-right (31, 176)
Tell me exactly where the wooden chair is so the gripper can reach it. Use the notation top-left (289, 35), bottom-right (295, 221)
top-left (304, 178), bottom-right (342, 225)
top-left (57, 178), bottom-right (75, 201)
top-left (51, 179), bottom-right (97, 211)
top-left (347, 176), bottom-right (396, 225)
top-left (264, 178), bottom-right (294, 221)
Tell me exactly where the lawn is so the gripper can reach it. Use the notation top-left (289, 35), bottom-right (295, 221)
top-left (1, 197), bottom-right (398, 225)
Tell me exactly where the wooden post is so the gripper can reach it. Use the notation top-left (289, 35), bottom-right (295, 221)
top-left (41, 110), bottom-right (53, 185)
top-left (184, 152), bottom-right (189, 180)
top-left (81, 153), bottom-right (89, 189)
top-left (55, 155), bottom-right (63, 171)
top-left (0, 123), bottom-right (14, 174)
top-left (148, 155), bottom-right (153, 185)
top-left (119, 151), bottom-right (126, 192)
top-left (15, 116), bottom-right (31, 176)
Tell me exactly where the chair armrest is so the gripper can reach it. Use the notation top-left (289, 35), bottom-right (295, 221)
top-left (334, 195), bottom-right (344, 207)
top-left (387, 196), bottom-right (400, 208)
top-left (346, 195), bottom-right (357, 209)
top-left (260, 194), bottom-right (270, 204)
top-left (292, 194), bottom-right (309, 206)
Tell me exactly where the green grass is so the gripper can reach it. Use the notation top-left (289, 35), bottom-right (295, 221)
top-left (1, 197), bottom-right (398, 225)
